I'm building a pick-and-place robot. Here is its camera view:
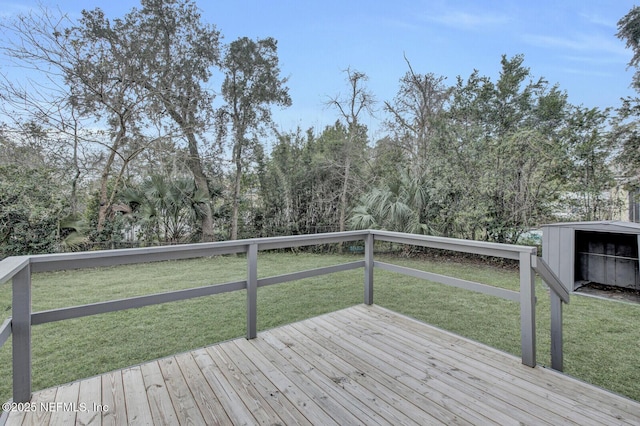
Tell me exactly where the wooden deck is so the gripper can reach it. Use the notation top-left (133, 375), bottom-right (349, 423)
top-left (5, 304), bottom-right (640, 425)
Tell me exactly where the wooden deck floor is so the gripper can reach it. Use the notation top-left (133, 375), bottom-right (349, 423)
top-left (5, 304), bottom-right (640, 425)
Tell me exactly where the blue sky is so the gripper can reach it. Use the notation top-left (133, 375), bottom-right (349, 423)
top-left (1, 0), bottom-right (637, 140)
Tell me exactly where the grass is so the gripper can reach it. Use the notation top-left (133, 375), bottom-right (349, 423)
top-left (1, 251), bottom-right (639, 404)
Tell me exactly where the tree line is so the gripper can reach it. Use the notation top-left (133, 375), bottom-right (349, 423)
top-left (1, 0), bottom-right (639, 256)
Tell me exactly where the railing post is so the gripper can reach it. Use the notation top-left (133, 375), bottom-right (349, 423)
top-left (364, 233), bottom-right (374, 305)
top-left (550, 290), bottom-right (563, 371)
top-left (246, 243), bottom-right (258, 340)
top-left (519, 251), bottom-right (536, 367)
top-left (13, 263), bottom-right (32, 403)
top-left (530, 255), bottom-right (568, 371)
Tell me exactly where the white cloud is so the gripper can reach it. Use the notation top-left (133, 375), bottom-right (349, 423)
top-left (425, 11), bottom-right (511, 30)
top-left (579, 12), bottom-right (617, 29)
top-left (523, 33), bottom-right (629, 56)
top-left (560, 67), bottom-right (615, 77)
top-left (564, 55), bottom-right (629, 65)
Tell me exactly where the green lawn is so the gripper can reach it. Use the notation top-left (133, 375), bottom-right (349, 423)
top-left (1, 251), bottom-right (639, 404)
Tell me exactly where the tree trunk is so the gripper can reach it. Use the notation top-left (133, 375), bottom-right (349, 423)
top-left (184, 132), bottom-right (215, 242)
top-left (70, 120), bottom-right (81, 216)
top-left (231, 144), bottom-right (242, 240)
top-left (97, 146), bottom-right (118, 232)
top-left (231, 167), bottom-right (241, 240)
top-left (339, 154), bottom-right (351, 233)
top-left (97, 117), bottom-right (129, 233)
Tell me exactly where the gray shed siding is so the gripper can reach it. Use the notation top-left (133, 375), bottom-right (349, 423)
top-left (542, 225), bottom-right (575, 292)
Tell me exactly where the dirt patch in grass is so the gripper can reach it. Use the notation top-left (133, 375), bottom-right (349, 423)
top-left (379, 246), bottom-right (520, 270)
top-left (576, 282), bottom-right (640, 304)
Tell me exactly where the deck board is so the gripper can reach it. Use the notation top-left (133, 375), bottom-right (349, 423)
top-left (140, 361), bottom-right (178, 426)
top-left (158, 356), bottom-right (206, 425)
top-left (100, 371), bottom-right (126, 426)
top-left (6, 304), bottom-right (640, 425)
top-left (47, 381), bottom-right (79, 426)
top-left (76, 376), bottom-right (102, 426)
top-left (171, 351), bottom-right (231, 425)
top-left (191, 347), bottom-right (257, 425)
top-left (121, 366), bottom-right (153, 425)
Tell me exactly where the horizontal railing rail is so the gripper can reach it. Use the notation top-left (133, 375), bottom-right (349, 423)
top-left (370, 230), bottom-right (535, 259)
top-left (374, 261), bottom-right (521, 301)
top-left (257, 261), bottom-right (365, 288)
top-left (30, 280), bottom-right (248, 325)
top-left (26, 230), bottom-right (370, 273)
top-left (0, 229), bottom-right (568, 407)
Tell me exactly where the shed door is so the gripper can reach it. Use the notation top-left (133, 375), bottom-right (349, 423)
top-left (574, 231), bottom-right (639, 290)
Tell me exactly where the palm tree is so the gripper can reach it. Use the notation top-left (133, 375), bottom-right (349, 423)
top-left (348, 171), bottom-right (435, 234)
top-left (122, 175), bottom-right (210, 244)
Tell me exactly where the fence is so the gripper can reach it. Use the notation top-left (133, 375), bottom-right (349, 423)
top-left (0, 230), bottom-right (568, 404)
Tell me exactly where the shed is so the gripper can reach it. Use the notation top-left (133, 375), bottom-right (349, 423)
top-left (541, 221), bottom-right (640, 292)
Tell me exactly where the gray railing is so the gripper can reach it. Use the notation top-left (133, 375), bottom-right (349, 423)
top-left (0, 230), bottom-right (568, 405)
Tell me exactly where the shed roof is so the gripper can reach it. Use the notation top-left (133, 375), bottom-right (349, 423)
top-left (541, 221), bottom-right (640, 234)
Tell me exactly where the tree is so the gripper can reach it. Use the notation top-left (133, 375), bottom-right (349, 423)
top-left (0, 123), bottom-right (48, 169)
top-left (1, 6), bottom-right (158, 237)
top-left (0, 121), bottom-right (88, 217)
top-left (120, 0), bottom-right (222, 242)
top-left (327, 68), bottom-right (375, 232)
top-left (0, 164), bottom-right (67, 257)
top-left (66, 9), bottom-right (156, 234)
top-left (0, 9), bottom-right (95, 229)
top-left (613, 101), bottom-right (640, 186)
top-left (349, 170), bottom-right (433, 234)
top-left (384, 57), bottom-right (451, 174)
top-left (368, 136), bottom-right (407, 185)
top-left (447, 55), bottom-right (569, 243)
top-left (617, 6), bottom-right (640, 90)
top-left (366, 54), bottom-right (570, 242)
top-left (259, 128), bottom-right (309, 235)
top-left (311, 123), bottom-right (358, 232)
top-left (0, 78), bottom-right (88, 217)
top-left (564, 107), bottom-right (620, 220)
top-left (218, 36), bottom-right (291, 240)
top-left (616, 6), bottom-right (640, 187)
top-left (121, 175), bottom-right (209, 244)
top-left (260, 126), bottom-right (350, 235)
